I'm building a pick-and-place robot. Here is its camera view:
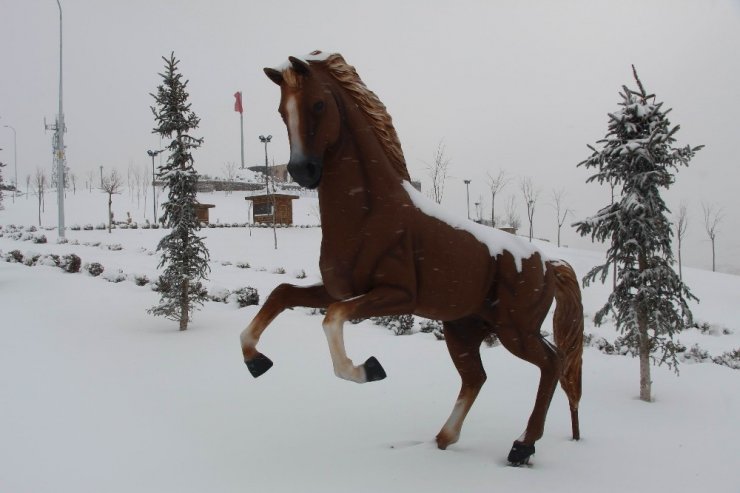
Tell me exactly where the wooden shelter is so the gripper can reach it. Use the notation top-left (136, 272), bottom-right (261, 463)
top-left (245, 193), bottom-right (299, 225)
top-left (194, 203), bottom-right (215, 223)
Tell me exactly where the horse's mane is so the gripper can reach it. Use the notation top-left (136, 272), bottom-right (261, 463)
top-left (288, 52), bottom-right (410, 182)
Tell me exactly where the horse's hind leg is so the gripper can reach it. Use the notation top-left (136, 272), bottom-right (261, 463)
top-left (436, 318), bottom-right (488, 450)
top-left (241, 283), bottom-right (334, 377)
top-left (496, 326), bottom-right (561, 464)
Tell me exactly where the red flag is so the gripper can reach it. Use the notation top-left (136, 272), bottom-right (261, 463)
top-left (234, 91), bottom-right (243, 114)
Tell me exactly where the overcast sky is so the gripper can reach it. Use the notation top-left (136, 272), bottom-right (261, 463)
top-left (1, 0), bottom-right (738, 273)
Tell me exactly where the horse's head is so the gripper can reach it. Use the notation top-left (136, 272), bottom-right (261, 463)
top-left (264, 53), bottom-right (341, 189)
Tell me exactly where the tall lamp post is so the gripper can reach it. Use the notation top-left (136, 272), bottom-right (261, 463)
top-left (43, 0), bottom-right (66, 237)
top-left (259, 134), bottom-right (277, 249)
top-left (3, 125), bottom-right (17, 203)
top-left (463, 179), bottom-right (471, 220)
top-left (147, 149), bottom-right (163, 223)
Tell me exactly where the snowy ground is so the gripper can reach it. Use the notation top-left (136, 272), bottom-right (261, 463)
top-left (1, 189), bottom-right (738, 492)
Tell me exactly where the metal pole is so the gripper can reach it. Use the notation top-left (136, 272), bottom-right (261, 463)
top-left (147, 149), bottom-right (161, 223)
top-left (239, 112), bottom-right (245, 169)
top-left (464, 179), bottom-right (471, 220)
top-left (3, 125), bottom-right (16, 203)
top-left (55, 0), bottom-right (66, 238)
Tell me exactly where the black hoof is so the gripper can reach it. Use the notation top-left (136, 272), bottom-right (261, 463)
top-left (245, 353), bottom-right (273, 378)
top-left (363, 356), bottom-right (387, 382)
top-left (507, 440), bottom-right (535, 466)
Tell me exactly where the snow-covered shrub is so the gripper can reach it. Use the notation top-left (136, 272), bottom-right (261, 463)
top-left (95, 223), bottom-right (106, 230)
top-left (372, 314), bottom-right (414, 336)
top-left (130, 223), bottom-right (138, 229)
top-left (207, 287), bottom-right (231, 303)
top-left (236, 261), bottom-right (250, 269)
top-left (106, 244), bottom-right (123, 251)
top-left (294, 269), bottom-right (307, 279)
top-left (59, 254), bottom-right (81, 273)
top-left (228, 287), bottom-right (259, 307)
top-left (37, 254), bottom-right (60, 267)
top-left (56, 237), bottom-right (69, 244)
top-left (83, 224), bottom-right (94, 231)
top-left (679, 344), bottom-right (711, 364)
top-left (102, 269), bottom-right (126, 283)
top-left (221, 261), bottom-right (232, 266)
top-left (272, 267), bottom-right (286, 275)
top-left (133, 274), bottom-right (150, 286)
top-left (419, 319), bottom-right (444, 340)
top-left (70, 224), bottom-right (81, 231)
top-left (5, 249), bottom-right (23, 263)
top-left (31, 234), bottom-right (47, 244)
top-left (712, 349), bottom-right (740, 370)
top-left (483, 332), bottom-right (500, 347)
top-left (85, 262), bottom-right (104, 277)
top-left (151, 223), bottom-right (160, 229)
top-left (28, 226), bottom-right (37, 233)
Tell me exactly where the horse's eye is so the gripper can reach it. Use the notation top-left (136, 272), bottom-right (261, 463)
top-left (313, 101), bottom-right (325, 113)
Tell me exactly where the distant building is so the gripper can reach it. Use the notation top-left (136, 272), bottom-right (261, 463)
top-left (245, 193), bottom-right (299, 225)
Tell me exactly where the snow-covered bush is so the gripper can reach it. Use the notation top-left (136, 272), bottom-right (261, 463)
top-left (133, 274), bottom-right (150, 286)
top-left (679, 344), bottom-right (712, 364)
top-left (294, 269), bottom-right (307, 279)
top-left (272, 267), bottom-right (286, 275)
top-left (236, 261), bottom-right (250, 269)
top-left (419, 319), bottom-right (444, 340)
top-left (372, 314), bottom-right (414, 336)
top-left (31, 234), bottom-right (47, 244)
top-left (102, 269), bottom-right (126, 283)
top-left (713, 349), bottom-right (740, 370)
top-left (95, 223), bottom-right (106, 230)
top-left (59, 254), bottom-right (81, 273)
top-left (85, 262), bottom-right (105, 277)
top-left (228, 287), bottom-right (259, 307)
top-left (207, 287), bottom-right (231, 303)
top-left (83, 224), bottom-right (94, 231)
top-left (106, 244), bottom-right (123, 251)
top-left (4, 249), bottom-right (23, 263)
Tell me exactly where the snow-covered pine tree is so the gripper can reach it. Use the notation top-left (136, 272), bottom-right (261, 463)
top-left (574, 66), bottom-right (702, 402)
top-left (148, 52), bottom-right (209, 331)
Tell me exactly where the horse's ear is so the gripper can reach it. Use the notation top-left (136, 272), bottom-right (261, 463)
top-left (289, 56), bottom-right (310, 76)
top-left (264, 68), bottom-right (283, 85)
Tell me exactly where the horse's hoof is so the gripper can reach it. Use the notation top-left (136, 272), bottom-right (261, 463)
top-left (245, 353), bottom-right (273, 378)
top-left (363, 356), bottom-right (387, 382)
top-left (507, 440), bottom-right (535, 466)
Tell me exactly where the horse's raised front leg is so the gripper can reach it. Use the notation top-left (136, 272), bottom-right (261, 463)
top-left (436, 318), bottom-right (488, 450)
top-left (322, 286), bottom-right (414, 383)
top-left (241, 283), bottom-right (334, 377)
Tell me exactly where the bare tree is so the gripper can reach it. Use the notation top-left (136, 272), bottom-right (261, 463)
top-left (222, 162), bottom-right (238, 195)
top-left (520, 176), bottom-right (540, 242)
top-left (701, 202), bottom-right (723, 272)
top-left (25, 174), bottom-right (31, 199)
top-left (675, 202), bottom-right (689, 280)
top-left (86, 169), bottom-right (96, 192)
top-left (101, 169), bottom-right (124, 233)
top-left (426, 140), bottom-right (449, 204)
top-left (504, 195), bottom-right (521, 231)
top-left (551, 188), bottom-right (572, 247)
top-left (32, 168), bottom-right (47, 226)
top-left (141, 164), bottom-right (149, 216)
top-left (486, 169), bottom-right (509, 227)
top-left (70, 173), bottom-right (77, 195)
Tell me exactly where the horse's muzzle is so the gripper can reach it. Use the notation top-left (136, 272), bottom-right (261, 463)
top-left (288, 158), bottom-right (322, 189)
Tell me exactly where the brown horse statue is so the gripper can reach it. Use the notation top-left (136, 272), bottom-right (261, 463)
top-left (240, 51), bottom-right (584, 465)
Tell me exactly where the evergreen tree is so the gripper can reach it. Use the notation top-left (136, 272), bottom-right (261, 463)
top-left (148, 52), bottom-right (209, 331)
top-left (574, 66), bottom-right (702, 401)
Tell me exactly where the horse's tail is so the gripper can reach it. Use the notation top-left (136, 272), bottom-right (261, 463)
top-left (551, 260), bottom-right (584, 441)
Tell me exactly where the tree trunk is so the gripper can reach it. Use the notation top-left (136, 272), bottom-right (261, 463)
top-left (179, 278), bottom-right (189, 331)
top-left (678, 237), bottom-right (683, 281)
top-left (557, 226), bottom-right (561, 248)
top-left (711, 237), bottom-right (716, 272)
top-left (108, 194), bottom-right (113, 233)
top-left (637, 253), bottom-right (652, 402)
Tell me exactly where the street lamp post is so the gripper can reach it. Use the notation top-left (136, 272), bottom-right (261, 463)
top-left (3, 125), bottom-right (16, 203)
top-left (55, 0), bottom-right (65, 238)
top-left (259, 135), bottom-right (277, 249)
top-left (463, 179), bottom-right (471, 220)
top-left (147, 149), bottom-right (163, 223)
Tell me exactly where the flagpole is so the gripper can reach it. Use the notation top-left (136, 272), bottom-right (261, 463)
top-left (240, 111), bottom-right (245, 170)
